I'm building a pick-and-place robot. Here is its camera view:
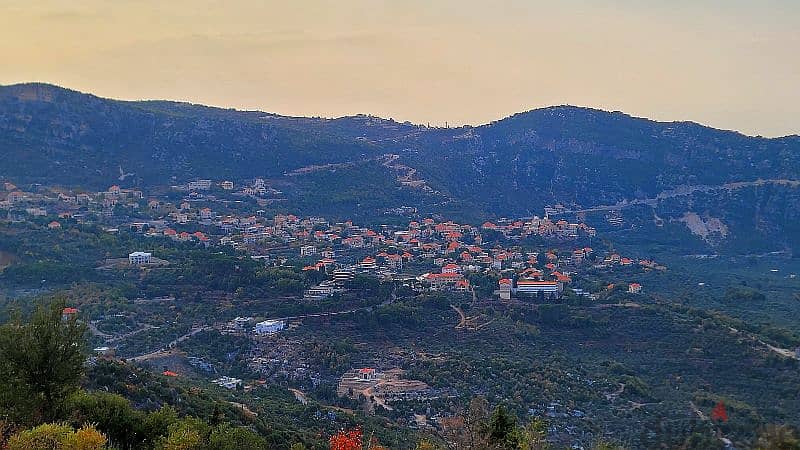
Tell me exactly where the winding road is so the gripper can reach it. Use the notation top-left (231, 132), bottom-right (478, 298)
top-left (553, 179), bottom-right (800, 215)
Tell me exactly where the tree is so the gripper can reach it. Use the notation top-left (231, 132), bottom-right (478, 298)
top-left (66, 391), bottom-right (145, 450)
top-left (140, 406), bottom-right (179, 449)
top-left (6, 423), bottom-right (108, 450)
top-left (416, 440), bottom-right (441, 450)
top-left (209, 404), bottom-right (224, 426)
top-left (755, 425), bottom-right (800, 450)
top-left (207, 424), bottom-right (268, 450)
top-left (514, 418), bottom-right (549, 450)
top-left (592, 441), bottom-right (625, 450)
top-left (710, 401), bottom-right (728, 423)
top-left (440, 396), bottom-right (490, 450)
top-left (156, 420), bottom-right (205, 450)
top-left (0, 300), bottom-right (86, 424)
top-left (329, 427), bottom-right (363, 450)
top-left (488, 405), bottom-right (518, 449)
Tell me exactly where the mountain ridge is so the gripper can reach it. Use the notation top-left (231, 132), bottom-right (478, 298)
top-left (5, 82), bottom-right (797, 139)
top-left (2, 82), bottom-right (800, 254)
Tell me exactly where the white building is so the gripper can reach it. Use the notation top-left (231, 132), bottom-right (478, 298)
top-left (211, 376), bottom-right (242, 389)
top-left (129, 252), bottom-right (152, 265)
top-left (233, 317), bottom-right (252, 329)
top-left (300, 245), bottom-right (317, 257)
top-left (254, 319), bottom-right (286, 335)
top-left (187, 179), bottom-right (212, 190)
top-left (499, 278), bottom-right (512, 300)
top-left (332, 269), bottom-right (356, 283)
top-left (515, 280), bottom-right (561, 299)
top-left (356, 368), bottom-right (378, 381)
top-left (304, 280), bottom-right (340, 300)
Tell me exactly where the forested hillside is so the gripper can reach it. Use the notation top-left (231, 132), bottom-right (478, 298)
top-left (2, 83), bottom-right (800, 253)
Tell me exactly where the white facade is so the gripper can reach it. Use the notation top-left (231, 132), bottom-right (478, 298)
top-left (332, 269), bottom-right (356, 283)
top-left (254, 319), bottom-right (286, 335)
top-left (129, 252), bottom-right (152, 264)
top-left (499, 280), bottom-right (512, 300)
top-left (187, 179), bottom-right (212, 190)
top-left (212, 376), bottom-right (242, 389)
top-left (515, 280), bottom-right (561, 298)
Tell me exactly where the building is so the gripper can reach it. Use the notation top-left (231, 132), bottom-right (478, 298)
top-left (93, 346), bottom-right (115, 357)
top-left (360, 256), bottom-right (377, 270)
top-left (211, 376), bottom-right (242, 389)
top-left (628, 283), bottom-right (642, 294)
top-left (128, 252), bottom-right (152, 265)
top-left (305, 280), bottom-right (340, 300)
top-left (300, 245), bottom-right (317, 257)
top-left (337, 368), bottom-right (384, 398)
top-left (332, 269), bottom-right (356, 284)
top-left (62, 307), bottom-right (78, 320)
top-left (7, 191), bottom-right (24, 203)
top-left (254, 319), bottom-right (286, 335)
top-left (356, 368), bottom-right (378, 381)
top-left (187, 179), bottom-right (212, 190)
top-left (441, 263), bottom-right (461, 274)
top-left (499, 278), bottom-right (512, 300)
top-left (418, 272), bottom-right (463, 290)
top-left (220, 180), bottom-right (234, 190)
top-left (515, 280), bottom-right (561, 299)
top-left (233, 317), bottom-right (252, 329)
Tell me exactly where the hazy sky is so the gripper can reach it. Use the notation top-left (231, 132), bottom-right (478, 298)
top-left (1, 0), bottom-right (799, 136)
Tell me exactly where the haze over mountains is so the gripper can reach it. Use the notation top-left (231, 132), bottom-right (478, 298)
top-left (2, 82), bottom-right (799, 254)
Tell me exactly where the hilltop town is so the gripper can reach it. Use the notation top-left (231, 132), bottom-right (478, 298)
top-left (0, 178), bottom-right (661, 303)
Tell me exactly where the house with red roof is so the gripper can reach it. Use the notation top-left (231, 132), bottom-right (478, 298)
top-left (418, 272), bottom-right (463, 290)
top-left (498, 278), bottom-right (512, 300)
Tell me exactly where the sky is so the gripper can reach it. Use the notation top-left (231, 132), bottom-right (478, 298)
top-left (1, 0), bottom-right (799, 137)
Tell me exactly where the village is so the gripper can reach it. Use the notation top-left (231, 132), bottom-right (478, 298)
top-left (0, 178), bottom-right (660, 302)
top-left (2, 177), bottom-right (668, 418)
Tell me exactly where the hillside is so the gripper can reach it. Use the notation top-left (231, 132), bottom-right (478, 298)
top-left (2, 83), bottom-right (799, 253)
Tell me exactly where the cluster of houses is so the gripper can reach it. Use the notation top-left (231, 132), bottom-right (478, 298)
top-left (2, 179), bottom-right (657, 302)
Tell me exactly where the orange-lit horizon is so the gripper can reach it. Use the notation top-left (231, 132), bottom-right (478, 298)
top-left (2, 0), bottom-right (799, 137)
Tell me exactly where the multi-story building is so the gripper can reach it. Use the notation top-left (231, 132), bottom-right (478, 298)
top-left (515, 280), bottom-right (561, 299)
top-left (128, 251), bottom-right (152, 265)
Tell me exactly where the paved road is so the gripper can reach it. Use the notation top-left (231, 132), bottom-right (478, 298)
top-left (129, 288), bottom-right (399, 362)
top-left (128, 325), bottom-right (211, 362)
top-left (553, 179), bottom-right (800, 215)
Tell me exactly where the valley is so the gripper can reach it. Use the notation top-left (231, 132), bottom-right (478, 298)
top-left (1, 84), bottom-right (799, 449)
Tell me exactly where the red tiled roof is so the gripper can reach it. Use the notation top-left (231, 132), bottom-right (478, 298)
top-left (517, 280), bottom-right (559, 286)
top-left (424, 272), bottom-right (462, 279)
